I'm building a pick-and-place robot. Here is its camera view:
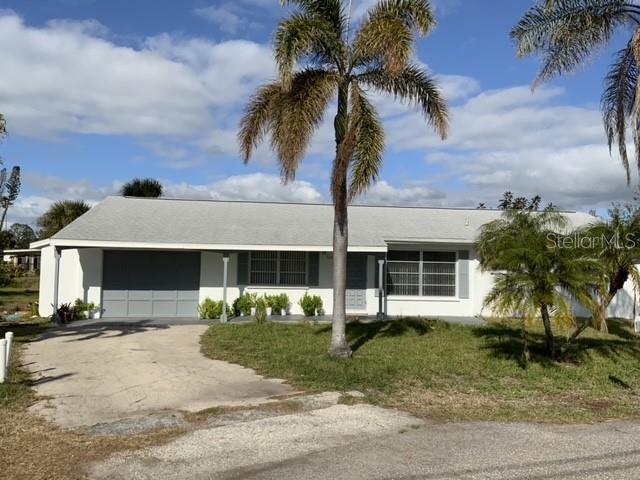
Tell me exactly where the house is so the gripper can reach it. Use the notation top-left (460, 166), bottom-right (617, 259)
top-left (31, 196), bottom-right (634, 320)
top-left (3, 248), bottom-right (41, 273)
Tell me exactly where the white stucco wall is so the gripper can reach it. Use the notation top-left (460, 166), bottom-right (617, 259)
top-left (38, 246), bottom-right (640, 320)
top-left (608, 278), bottom-right (637, 320)
top-left (38, 247), bottom-right (103, 317)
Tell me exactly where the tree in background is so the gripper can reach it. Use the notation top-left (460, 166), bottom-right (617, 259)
top-left (240, 0), bottom-right (449, 357)
top-left (511, 0), bottom-right (640, 183)
top-left (576, 204), bottom-right (640, 334)
top-left (478, 209), bottom-right (600, 358)
top-left (37, 200), bottom-right (90, 239)
top-left (9, 223), bottom-right (37, 249)
top-left (478, 191), bottom-right (552, 211)
top-left (120, 178), bottom-right (163, 197)
top-left (0, 166), bottom-right (21, 229)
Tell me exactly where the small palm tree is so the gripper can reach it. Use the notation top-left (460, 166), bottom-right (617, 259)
top-left (239, 0), bottom-right (448, 357)
top-left (580, 205), bottom-right (640, 332)
top-left (120, 178), bottom-right (163, 198)
top-left (511, 0), bottom-right (640, 182)
top-left (37, 200), bottom-right (90, 239)
top-left (478, 209), bottom-right (599, 358)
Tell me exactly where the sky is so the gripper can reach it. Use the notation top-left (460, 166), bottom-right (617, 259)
top-left (0, 0), bottom-right (637, 226)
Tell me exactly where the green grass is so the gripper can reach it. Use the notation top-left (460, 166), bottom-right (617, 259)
top-left (0, 286), bottom-right (39, 313)
top-left (201, 318), bottom-right (640, 422)
top-left (0, 317), bottom-right (50, 408)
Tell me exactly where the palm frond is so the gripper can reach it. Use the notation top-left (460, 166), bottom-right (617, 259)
top-left (270, 69), bottom-right (338, 181)
top-left (348, 83), bottom-right (385, 200)
top-left (511, 0), bottom-right (637, 87)
top-left (358, 64), bottom-right (448, 139)
top-left (238, 83), bottom-right (282, 163)
top-left (280, 0), bottom-right (345, 34)
top-left (274, 13), bottom-right (344, 86)
top-left (239, 69), bottom-right (337, 180)
top-left (602, 38), bottom-right (637, 183)
top-left (352, 0), bottom-right (436, 72)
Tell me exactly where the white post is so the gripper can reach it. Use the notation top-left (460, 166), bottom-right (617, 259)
top-left (222, 254), bottom-right (229, 323)
top-left (5, 331), bottom-right (13, 368)
top-left (52, 247), bottom-right (61, 322)
top-left (0, 339), bottom-right (6, 383)
top-left (377, 259), bottom-right (385, 321)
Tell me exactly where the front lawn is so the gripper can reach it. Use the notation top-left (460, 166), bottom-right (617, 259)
top-left (0, 286), bottom-right (38, 313)
top-left (201, 318), bottom-right (640, 422)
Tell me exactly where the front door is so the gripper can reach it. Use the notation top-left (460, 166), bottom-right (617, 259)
top-left (346, 253), bottom-right (367, 311)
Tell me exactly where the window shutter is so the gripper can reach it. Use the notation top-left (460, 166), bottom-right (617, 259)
top-left (308, 252), bottom-right (319, 286)
top-left (458, 250), bottom-right (470, 299)
top-left (237, 252), bottom-right (249, 285)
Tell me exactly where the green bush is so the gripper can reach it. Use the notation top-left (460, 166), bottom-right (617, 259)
top-left (199, 298), bottom-right (231, 320)
top-left (0, 262), bottom-right (24, 287)
top-left (299, 293), bottom-right (322, 316)
top-left (270, 293), bottom-right (290, 314)
top-left (72, 298), bottom-right (96, 320)
top-left (255, 296), bottom-right (267, 324)
top-left (233, 292), bottom-right (256, 316)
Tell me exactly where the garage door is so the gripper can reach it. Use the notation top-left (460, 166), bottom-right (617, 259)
top-left (102, 251), bottom-right (201, 318)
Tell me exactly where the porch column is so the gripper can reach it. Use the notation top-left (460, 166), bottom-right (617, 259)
top-left (377, 259), bottom-right (385, 321)
top-left (52, 247), bottom-right (61, 323)
top-left (221, 254), bottom-right (229, 323)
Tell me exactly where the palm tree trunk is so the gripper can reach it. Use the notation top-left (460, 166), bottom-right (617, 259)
top-left (0, 200), bottom-right (8, 231)
top-left (540, 303), bottom-right (555, 358)
top-left (329, 83), bottom-right (352, 358)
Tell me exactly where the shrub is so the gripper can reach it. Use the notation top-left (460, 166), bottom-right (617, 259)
top-left (233, 292), bottom-right (256, 316)
top-left (270, 293), bottom-right (290, 314)
top-left (255, 296), bottom-right (267, 324)
top-left (72, 298), bottom-right (96, 320)
top-left (56, 303), bottom-right (73, 323)
top-left (198, 298), bottom-right (231, 320)
top-left (299, 293), bottom-right (322, 316)
top-left (313, 295), bottom-right (323, 315)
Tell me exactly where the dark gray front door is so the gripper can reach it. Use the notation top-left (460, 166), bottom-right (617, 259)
top-left (346, 253), bottom-right (367, 311)
top-left (102, 250), bottom-right (201, 317)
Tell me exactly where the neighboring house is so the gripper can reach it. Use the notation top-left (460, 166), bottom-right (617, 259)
top-left (31, 196), bottom-right (634, 320)
top-left (3, 248), bottom-right (41, 273)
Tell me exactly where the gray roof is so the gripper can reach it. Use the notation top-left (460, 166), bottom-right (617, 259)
top-left (49, 196), bottom-right (597, 249)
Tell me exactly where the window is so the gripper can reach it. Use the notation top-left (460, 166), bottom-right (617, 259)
top-left (249, 251), bottom-right (308, 286)
top-left (279, 251), bottom-right (306, 285)
top-left (387, 250), bottom-right (456, 297)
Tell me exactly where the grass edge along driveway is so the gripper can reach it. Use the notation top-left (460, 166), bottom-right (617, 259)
top-left (201, 318), bottom-right (640, 423)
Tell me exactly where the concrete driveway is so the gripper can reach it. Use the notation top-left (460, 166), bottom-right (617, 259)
top-left (23, 324), bottom-right (292, 428)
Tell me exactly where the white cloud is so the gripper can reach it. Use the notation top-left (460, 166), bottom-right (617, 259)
top-left (359, 180), bottom-right (446, 206)
top-left (194, 6), bottom-right (243, 34)
top-left (0, 13), bottom-right (274, 140)
top-left (168, 173), bottom-right (324, 203)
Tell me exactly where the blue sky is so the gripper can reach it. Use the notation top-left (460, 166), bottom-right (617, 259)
top-left (0, 0), bottom-right (636, 225)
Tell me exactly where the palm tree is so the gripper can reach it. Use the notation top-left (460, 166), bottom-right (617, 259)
top-left (120, 178), bottom-right (163, 198)
top-left (0, 166), bottom-right (21, 230)
top-left (511, 0), bottom-right (640, 182)
top-left (478, 209), bottom-right (599, 358)
top-left (239, 0), bottom-right (449, 357)
top-left (37, 200), bottom-right (90, 239)
top-left (579, 205), bottom-right (640, 332)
